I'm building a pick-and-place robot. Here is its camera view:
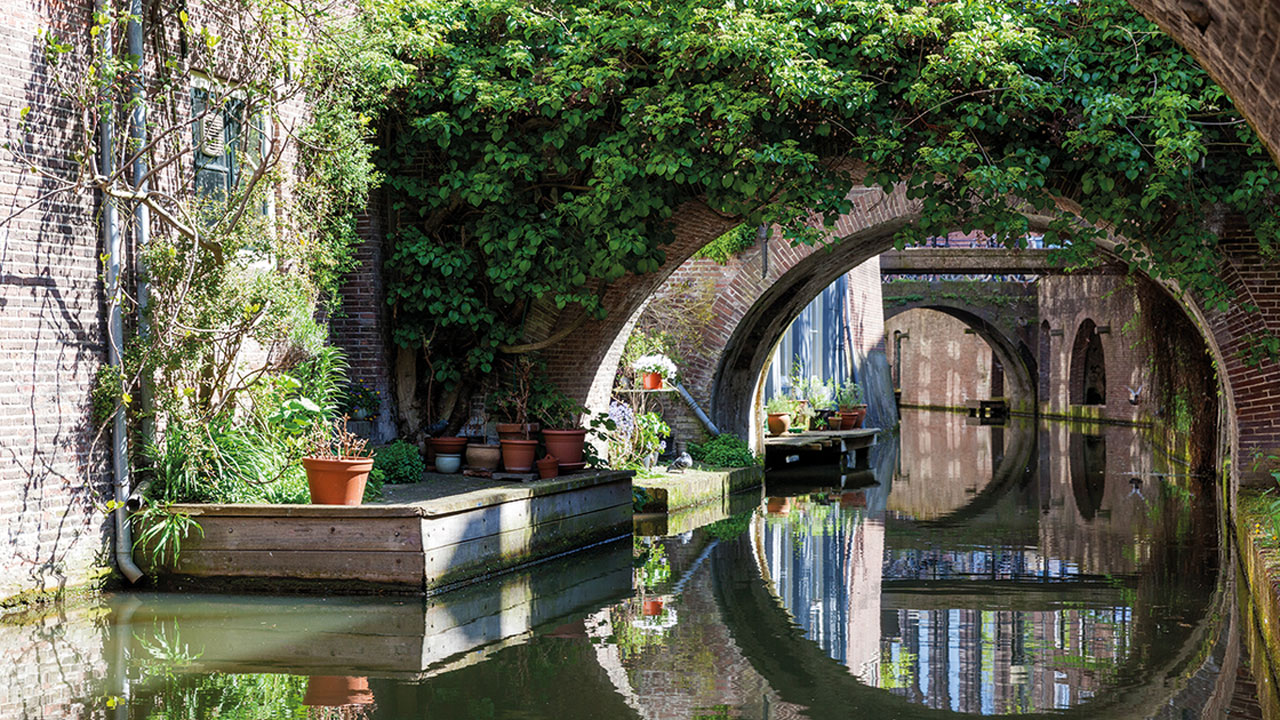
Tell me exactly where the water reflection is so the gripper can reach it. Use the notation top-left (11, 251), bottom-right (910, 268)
top-left (0, 410), bottom-right (1236, 719)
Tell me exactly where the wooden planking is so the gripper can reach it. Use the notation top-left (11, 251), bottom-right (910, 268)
top-left (166, 503), bottom-right (424, 518)
top-left (420, 480), bottom-right (630, 551)
top-left (165, 549), bottom-right (426, 586)
top-left (424, 504), bottom-right (631, 586)
top-left (173, 516), bottom-right (422, 553)
top-left (417, 471), bottom-right (632, 517)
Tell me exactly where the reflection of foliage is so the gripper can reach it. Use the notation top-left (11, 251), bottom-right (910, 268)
top-left (702, 511), bottom-right (754, 542)
top-left (608, 603), bottom-right (666, 662)
top-left (126, 671), bottom-right (309, 719)
top-left (878, 649), bottom-right (917, 690)
top-left (635, 542), bottom-right (671, 590)
top-left (693, 704), bottom-right (734, 720)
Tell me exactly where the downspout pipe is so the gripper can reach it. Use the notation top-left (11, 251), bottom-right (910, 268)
top-left (100, 0), bottom-right (143, 584)
top-left (673, 382), bottom-right (720, 436)
top-left (128, 0), bottom-right (153, 439)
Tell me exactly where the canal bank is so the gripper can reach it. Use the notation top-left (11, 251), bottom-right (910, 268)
top-left (632, 465), bottom-right (763, 514)
top-left (136, 470), bottom-right (632, 594)
top-left (1236, 492), bottom-right (1280, 719)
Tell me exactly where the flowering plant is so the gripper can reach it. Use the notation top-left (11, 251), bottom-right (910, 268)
top-left (632, 353), bottom-right (677, 380)
top-left (343, 382), bottom-right (380, 417)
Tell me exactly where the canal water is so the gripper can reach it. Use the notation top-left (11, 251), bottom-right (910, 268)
top-left (2, 409), bottom-right (1249, 718)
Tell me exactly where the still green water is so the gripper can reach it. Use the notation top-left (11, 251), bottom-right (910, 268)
top-left (3, 410), bottom-right (1238, 718)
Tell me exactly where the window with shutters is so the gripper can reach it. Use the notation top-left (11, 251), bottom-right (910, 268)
top-left (192, 78), bottom-right (267, 209)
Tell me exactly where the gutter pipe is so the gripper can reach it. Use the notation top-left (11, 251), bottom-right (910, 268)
top-left (673, 382), bottom-right (720, 436)
top-left (101, 0), bottom-right (143, 584)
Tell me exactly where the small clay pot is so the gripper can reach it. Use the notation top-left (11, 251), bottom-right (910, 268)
top-left (826, 415), bottom-right (842, 431)
top-left (766, 412), bottom-right (791, 437)
top-left (496, 423), bottom-right (540, 441)
top-left (536, 456), bottom-right (559, 479)
top-left (431, 436), bottom-right (468, 455)
top-left (642, 372), bottom-right (663, 390)
top-left (303, 676), bottom-right (373, 707)
top-left (465, 443), bottom-right (502, 471)
top-left (435, 453), bottom-right (462, 474)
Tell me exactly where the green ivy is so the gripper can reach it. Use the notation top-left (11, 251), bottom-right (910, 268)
top-left (369, 0), bottom-right (1280, 387)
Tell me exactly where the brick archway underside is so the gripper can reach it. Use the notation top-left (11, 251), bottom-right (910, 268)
top-left (539, 178), bottom-right (1280, 486)
top-left (1129, 0), bottom-right (1280, 165)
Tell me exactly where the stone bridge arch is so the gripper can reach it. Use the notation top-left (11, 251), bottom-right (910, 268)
top-left (537, 179), bottom-right (1276, 488)
top-left (882, 281), bottom-right (1041, 412)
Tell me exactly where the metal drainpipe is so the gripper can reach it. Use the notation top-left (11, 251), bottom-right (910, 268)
top-left (101, 0), bottom-right (143, 584)
top-left (128, 0), bottom-right (153, 440)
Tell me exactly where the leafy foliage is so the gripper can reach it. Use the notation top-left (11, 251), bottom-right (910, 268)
top-left (693, 224), bottom-right (759, 264)
top-left (374, 440), bottom-right (426, 484)
top-left (688, 434), bottom-right (759, 468)
top-left (371, 0), bottom-right (1280, 392)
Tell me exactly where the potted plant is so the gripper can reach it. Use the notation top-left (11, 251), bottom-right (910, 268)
top-left (343, 382), bottom-right (380, 421)
top-left (302, 416), bottom-right (374, 505)
top-left (764, 394), bottom-right (793, 437)
top-left (835, 381), bottom-right (867, 429)
top-left (633, 353), bottom-right (677, 390)
top-left (533, 385), bottom-right (590, 468)
top-left (490, 356), bottom-right (540, 441)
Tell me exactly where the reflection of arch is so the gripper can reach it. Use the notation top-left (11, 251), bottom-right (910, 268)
top-left (716, 529), bottom-right (1217, 720)
top-left (1070, 319), bottom-right (1106, 406)
top-left (905, 418), bottom-right (1038, 529)
top-left (882, 304), bottom-right (1037, 411)
top-left (1069, 433), bottom-right (1107, 521)
top-left (1038, 320), bottom-right (1051, 401)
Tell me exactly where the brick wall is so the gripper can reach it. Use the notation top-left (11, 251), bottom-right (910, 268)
top-left (0, 0), bottom-right (113, 604)
top-left (884, 309), bottom-right (994, 409)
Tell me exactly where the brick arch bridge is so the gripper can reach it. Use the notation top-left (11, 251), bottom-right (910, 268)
top-left (537, 181), bottom-right (1280, 487)
top-left (882, 281), bottom-right (1042, 413)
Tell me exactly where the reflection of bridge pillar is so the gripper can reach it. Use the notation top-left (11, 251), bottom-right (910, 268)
top-left (845, 517), bottom-right (884, 686)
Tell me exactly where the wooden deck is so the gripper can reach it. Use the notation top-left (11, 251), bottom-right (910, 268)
top-left (763, 428), bottom-right (880, 469)
top-left (138, 470), bottom-right (633, 594)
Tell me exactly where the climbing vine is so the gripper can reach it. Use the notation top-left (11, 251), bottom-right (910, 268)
top-left (370, 0), bottom-right (1280, 399)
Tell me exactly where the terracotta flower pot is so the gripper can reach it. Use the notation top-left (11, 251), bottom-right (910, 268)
top-left (826, 415), bottom-right (842, 431)
top-left (766, 412), bottom-right (791, 437)
top-left (536, 456), bottom-right (559, 479)
top-left (303, 675), bottom-right (374, 707)
top-left (542, 429), bottom-right (588, 465)
top-left (839, 411), bottom-right (857, 430)
top-left (851, 405), bottom-right (868, 429)
top-left (465, 443), bottom-right (502, 471)
top-left (303, 457), bottom-right (374, 506)
top-left (500, 439), bottom-right (538, 472)
top-left (496, 422), bottom-right (540, 441)
top-left (642, 372), bottom-right (663, 390)
top-left (431, 436), bottom-right (468, 454)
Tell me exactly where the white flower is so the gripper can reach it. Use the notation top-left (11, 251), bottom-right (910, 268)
top-left (632, 353), bottom-right (678, 380)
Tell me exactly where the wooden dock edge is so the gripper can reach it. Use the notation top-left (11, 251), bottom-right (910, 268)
top-left (137, 471), bottom-right (634, 595)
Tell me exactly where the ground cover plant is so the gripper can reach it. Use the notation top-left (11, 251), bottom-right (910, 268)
top-left (368, 0), bottom-right (1280, 417)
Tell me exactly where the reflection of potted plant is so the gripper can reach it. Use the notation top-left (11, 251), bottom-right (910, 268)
top-left (764, 395), bottom-right (792, 436)
top-left (302, 417), bottom-right (373, 505)
top-left (303, 675), bottom-right (374, 707)
top-left (633, 353), bottom-right (677, 390)
top-left (836, 381), bottom-right (866, 429)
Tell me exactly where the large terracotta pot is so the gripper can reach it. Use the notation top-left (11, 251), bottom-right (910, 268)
top-left (500, 439), bottom-right (538, 472)
top-left (303, 676), bottom-right (374, 706)
top-left (302, 457), bottom-right (373, 506)
top-left (496, 422), bottom-right (540, 441)
top-left (431, 436), bottom-right (468, 454)
top-left (850, 405), bottom-right (868, 429)
top-left (466, 443), bottom-right (502, 471)
top-left (839, 411), bottom-right (857, 430)
top-left (542, 429), bottom-right (588, 464)
top-left (766, 412), bottom-right (791, 437)
top-left (642, 372), bottom-right (663, 390)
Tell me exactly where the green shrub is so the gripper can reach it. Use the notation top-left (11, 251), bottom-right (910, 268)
top-left (374, 441), bottom-right (425, 484)
top-left (688, 434), bottom-right (758, 468)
